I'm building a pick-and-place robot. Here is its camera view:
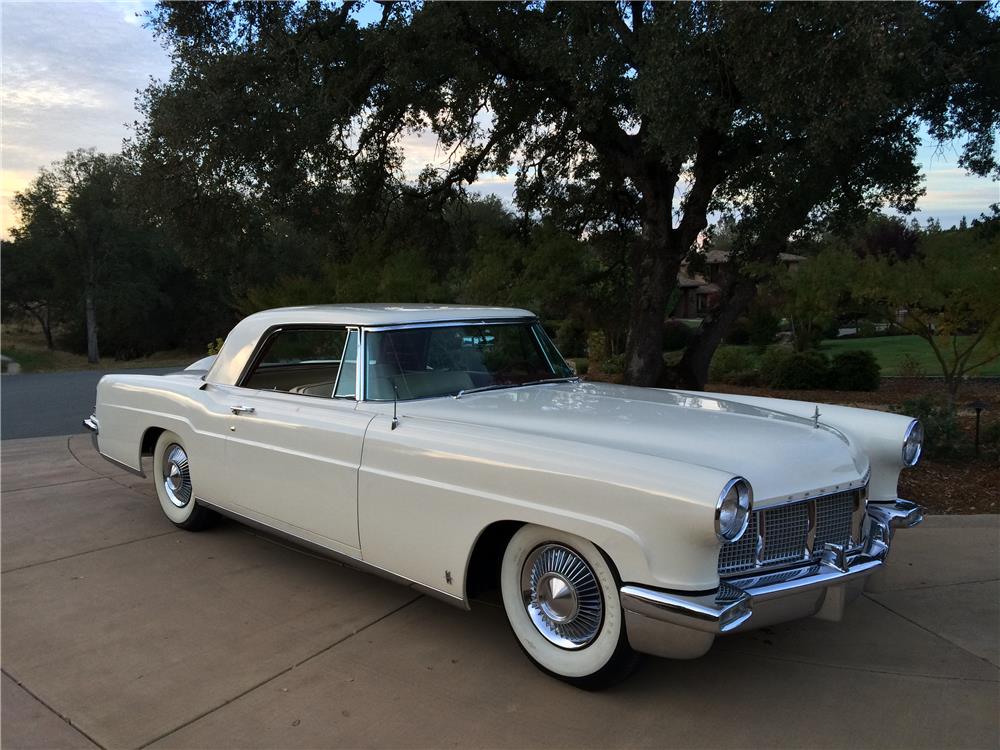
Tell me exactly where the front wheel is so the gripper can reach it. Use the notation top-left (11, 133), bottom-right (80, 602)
top-left (500, 524), bottom-right (638, 690)
top-left (152, 430), bottom-right (215, 531)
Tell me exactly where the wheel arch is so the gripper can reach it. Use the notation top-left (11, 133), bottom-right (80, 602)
top-left (463, 519), bottom-right (628, 607)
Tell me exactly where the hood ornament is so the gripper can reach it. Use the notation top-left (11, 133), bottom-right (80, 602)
top-left (813, 405), bottom-right (821, 429)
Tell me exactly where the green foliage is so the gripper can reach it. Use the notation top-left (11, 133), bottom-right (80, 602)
top-left (829, 350), bottom-right (881, 391)
top-left (134, 1), bottom-right (999, 387)
top-left (897, 354), bottom-right (925, 378)
top-left (770, 351), bottom-right (831, 390)
top-left (853, 219), bottom-right (1000, 405)
top-left (894, 396), bottom-right (966, 458)
top-left (601, 353), bottom-right (626, 376)
top-left (777, 248), bottom-right (855, 351)
top-left (758, 346), bottom-right (794, 387)
top-left (709, 346), bottom-right (757, 384)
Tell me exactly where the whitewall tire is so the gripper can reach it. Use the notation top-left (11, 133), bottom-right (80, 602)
top-left (500, 524), bottom-right (638, 689)
top-left (152, 430), bottom-right (215, 531)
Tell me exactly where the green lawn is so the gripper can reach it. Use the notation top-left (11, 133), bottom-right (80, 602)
top-left (821, 335), bottom-right (1000, 377)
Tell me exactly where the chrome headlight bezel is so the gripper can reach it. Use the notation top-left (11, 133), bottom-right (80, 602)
top-left (902, 419), bottom-right (924, 467)
top-left (715, 477), bottom-right (753, 543)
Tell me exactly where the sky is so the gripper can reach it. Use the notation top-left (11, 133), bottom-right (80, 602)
top-left (2, 1), bottom-right (997, 240)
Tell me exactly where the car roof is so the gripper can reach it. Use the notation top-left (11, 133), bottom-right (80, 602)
top-left (205, 304), bottom-right (537, 386)
top-left (245, 304), bottom-right (535, 327)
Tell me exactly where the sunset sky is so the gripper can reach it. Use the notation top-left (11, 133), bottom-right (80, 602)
top-left (3, 1), bottom-right (997, 239)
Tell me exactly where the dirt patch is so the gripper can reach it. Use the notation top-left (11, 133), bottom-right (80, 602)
top-left (708, 378), bottom-right (999, 515)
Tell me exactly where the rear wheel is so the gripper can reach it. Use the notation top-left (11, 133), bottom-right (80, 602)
top-left (152, 430), bottom-right (215, 531)
top-left (500, 524), bottom-right (638, 690)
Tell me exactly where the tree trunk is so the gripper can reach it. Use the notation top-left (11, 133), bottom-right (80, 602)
top-left (624, 231), bottom-right (675, 386)
top-left (41, 307), bottom-right (54, 350)
top-left (675, 278), bottom-right (758, 390)
top-left (84, 281), bottom-right (99, 364)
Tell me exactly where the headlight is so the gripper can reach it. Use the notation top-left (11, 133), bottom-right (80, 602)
top-left (902, 420), bottom-right (924, 467)
top-left (716, 477), bottom-right (753, 543)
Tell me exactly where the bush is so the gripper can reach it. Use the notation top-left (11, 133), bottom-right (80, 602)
top-left (571, 358), bottom-right (589, 376)
top-left (894, 396), bottom-right (966, 458)
top-left (662, 319), bottom-right (693, 352)
top-left (758, 346), bottom-right (793, 387)
top-left (747, 307), bottom-right (780, 347)
top-left (587, 331), bottom-right (608, 363)
top-left (829, 350), bottom-right (881, 391)
top-left (709, 346), bottom-right (756, 384)
top-left (601, 353), bottom-right (626, 375)
top-left (726, 317), bottom-right (751, 346)
top-left (770, 350), bottom-right (831, 389)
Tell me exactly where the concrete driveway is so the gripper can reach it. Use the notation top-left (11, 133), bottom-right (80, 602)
top-left (2, 435), bottom-right (998, 750)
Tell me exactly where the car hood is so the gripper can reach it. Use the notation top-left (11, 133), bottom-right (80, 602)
top-left (401, 381), bottom-right (868, 505)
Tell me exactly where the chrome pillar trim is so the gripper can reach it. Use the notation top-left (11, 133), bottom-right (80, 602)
top-left (620, 585), bottom-right (752, 635)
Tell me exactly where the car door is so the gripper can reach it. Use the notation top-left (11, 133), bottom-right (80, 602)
top-left (215, 326), bottom-right (372, 552)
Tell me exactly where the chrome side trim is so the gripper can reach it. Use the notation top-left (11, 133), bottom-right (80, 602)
top-left (362, 317), bottom-right (536, 333)
top-left (83, 414), bottom-right (147, 477)
top-left (195, 498), bottom-right (469, 610)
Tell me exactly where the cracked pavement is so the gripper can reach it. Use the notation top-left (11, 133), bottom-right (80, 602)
top-left (2, 435), bottom-right (998, 749)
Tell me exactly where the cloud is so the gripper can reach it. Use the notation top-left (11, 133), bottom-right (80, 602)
top-left (1, 0), bottom-right (170, 233)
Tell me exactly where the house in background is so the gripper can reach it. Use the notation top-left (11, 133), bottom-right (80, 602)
top-left (672, 249), bottom-right (806, 319)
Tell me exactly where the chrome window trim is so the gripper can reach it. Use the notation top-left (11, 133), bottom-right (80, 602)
top-left (359, 318), bottom-right (563, 403)
top-left (361, 317), bottom-right (536, 333)
top-left (234, 323), bottom-right (360, 402)
top-left (331, 328), bottom-right (360, 400)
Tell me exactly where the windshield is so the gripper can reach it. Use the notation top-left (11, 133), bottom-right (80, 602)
top-left (364, 322), bottom-right (574, 401)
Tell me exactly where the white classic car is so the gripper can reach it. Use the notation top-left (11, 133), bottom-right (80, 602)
top-left (86, 304), bottom-right (923, 688)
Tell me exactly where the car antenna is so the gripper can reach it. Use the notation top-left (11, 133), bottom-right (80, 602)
top-left (391, 382), bottom-right (400, 430)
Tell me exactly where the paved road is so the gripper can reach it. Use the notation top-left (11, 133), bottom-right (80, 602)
top-left (1, 435), bottom-right (997, 749)
top-left (0, 368), bottom-right (178, 440)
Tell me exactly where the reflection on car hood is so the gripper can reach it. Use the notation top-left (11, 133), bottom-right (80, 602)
top-left (402, 381), bottom-right (869, 505)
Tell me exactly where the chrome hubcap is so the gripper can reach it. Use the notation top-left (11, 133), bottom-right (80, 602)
top-left (521, 544), bottom-right (603, 649)
top-left (162, 444), bottom-right (192, 508)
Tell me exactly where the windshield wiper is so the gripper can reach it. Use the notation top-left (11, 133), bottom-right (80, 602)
top-left (453, 377), bottom-right (579, 399)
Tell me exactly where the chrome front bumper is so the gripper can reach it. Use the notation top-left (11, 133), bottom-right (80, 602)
top-left (620, 499), bottom-right (923, 659)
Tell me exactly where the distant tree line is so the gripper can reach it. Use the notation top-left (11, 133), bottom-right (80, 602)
top-left (2, 1), bottom-right (998, 384)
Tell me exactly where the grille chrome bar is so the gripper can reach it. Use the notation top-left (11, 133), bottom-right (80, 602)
top-left (718, 488), bottom-right (864, 577)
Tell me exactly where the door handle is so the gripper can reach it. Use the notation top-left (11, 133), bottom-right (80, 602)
top-left (231, 405), bottom-right (256, 415)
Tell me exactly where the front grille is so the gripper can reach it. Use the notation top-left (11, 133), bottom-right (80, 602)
top-left (718, 488), bottom-right (861, 576)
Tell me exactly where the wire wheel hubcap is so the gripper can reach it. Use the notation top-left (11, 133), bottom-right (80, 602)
top-left (521, 544), bottom-right (603, 649)
top-left (162, 444), bottom-right (192, 508)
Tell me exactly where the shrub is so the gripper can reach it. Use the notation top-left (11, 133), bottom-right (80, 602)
top-left (587, 331), bottom-right (608, 363)
top-left (770, 350), bottom-right (831, 389)
top-left (894, 396), bottom-right (966, 458)
top-left (709, 346), bottom-right (756, 384)
top-left (747, 307), bottom-right (780, 347)
top-left (601, 353), bottom-right (626, 375)
top-left (728, 370), bottom-right (762, 387)
top-left (726, 317), bottom-right (752, 346)
top-left (663, 319), bottom-right (693, 352)
top-left (758, 346), bottom-right (794, 387)
top-left (572, 358), bottom-right (589, 376)
top-left (829, 350), bottom-right (881, 391)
